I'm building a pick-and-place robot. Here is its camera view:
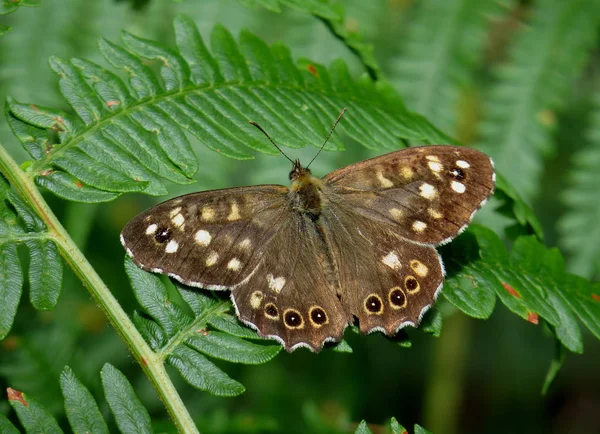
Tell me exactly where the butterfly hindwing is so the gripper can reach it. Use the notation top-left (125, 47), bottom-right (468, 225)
top-left (321, 207), bottom-right (444, 335)
top-left (323, 146), bottom-right (495, 245)
top-left (231, 213), bottom-right (350, 351)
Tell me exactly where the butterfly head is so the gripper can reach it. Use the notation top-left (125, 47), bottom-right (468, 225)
top-left (289, 159), bottom-right (311, 181)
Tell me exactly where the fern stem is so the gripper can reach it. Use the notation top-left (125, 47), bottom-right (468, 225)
top-left (0, 142), bottom-right (200, 434)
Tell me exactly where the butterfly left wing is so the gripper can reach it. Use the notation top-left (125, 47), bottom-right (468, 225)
top-left (323, 145), bottom-right (495, 246)
top-left (120, 186), bottom-right (290, 289)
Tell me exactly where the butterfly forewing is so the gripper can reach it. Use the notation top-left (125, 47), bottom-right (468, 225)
top-left (323, 146), bottom-right (495, 245)
top-left (121, 186), bottom-right (288, 288)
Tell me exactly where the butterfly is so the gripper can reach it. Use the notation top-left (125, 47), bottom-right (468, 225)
top-left (121, 110), bottom-right (495, 352)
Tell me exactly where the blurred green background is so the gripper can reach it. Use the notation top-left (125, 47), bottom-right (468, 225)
top-left (1, 0), bottom-right (599, 433)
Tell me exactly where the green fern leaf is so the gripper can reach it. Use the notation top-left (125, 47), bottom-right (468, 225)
top-left (6, 16), bottom-right (450, 202)
top-left (478, 0), bottom-right (598, 200)
top-left (60, 366), bottom-right (110, 434)
top-left (0, 177), bottom-right (63, 338)
top-left (237, 0), bottom-right (342, 20)
top-left (101, 363), bottom-right (153, 434)
top-left (0, 413), bottom-right (19, 434)
top-left (125, 257), bottom-right (281, 397)
top-left (390, 0), bottom-right (505, 135)
top-left (558, 93), bottom-right (600, 280)
top-left (7, 387), bottom-right (63, 434)
top-left (443, 225), bottom-right (600, 355)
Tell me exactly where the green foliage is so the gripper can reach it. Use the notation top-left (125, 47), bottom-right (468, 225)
top-left (443, 225), bottom-right (600, 354)
top-left (390, 0), bottom-right (504, 136)
top-left (0, 0), bottom-right (41, 36)
top-left (126, 257), bottom-right (281, 396)
top-left (354, 418), bottom-right (432, 434)
top-left (6, 15), bottom-right (450, 203)
top-left (558, 93), bottom-right (600, 280)
top-left (3, 364), bottom-right (155, 433)
top-left (477, 0), bottom-right (598, 201)
top-left (0, 175), bottom-right (63, 338)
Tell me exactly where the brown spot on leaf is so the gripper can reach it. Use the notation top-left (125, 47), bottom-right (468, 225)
top-left (75, 180), bottom-right (83, 188)
top-left (7, 388), bottom-right (27, 406)
top-left (141, 356), bottom-right (148, 366)
top-left (502, 282), bottom-right (521, 298)
top-left (30, 104), bottom-right (40, 112)
top-left (527, 312), bottom-right (539, 325)
top-left (307, 64), bottom-right (318, 77)
top-left (107, 100), bottom-right (120, 107)
top-left (592, 294), bottom-right (600, 301)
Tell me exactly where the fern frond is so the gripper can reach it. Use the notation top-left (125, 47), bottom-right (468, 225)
top-left (125, 257), bottom-right (281, 397)
top-left (6, 16), bottom-right (450, 203)
top-left (558, 93), bottom-right (600, 280)
top-left (0, 0), bottom-right (41, 36)
top-left (237, 0), bottom-right (341, 20)
top-left (0, 175), bottom-right (63, 339)
top-left (477, 0), bottom-right (598, 200)
top-left (443, 225), bottom-right (600, 357)
top-left (390, 0), bottom-right (505, 135)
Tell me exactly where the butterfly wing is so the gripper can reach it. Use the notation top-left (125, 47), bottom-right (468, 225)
top-left (323, 145), bottom-right (495, 245)
top-left (231, 212), bottom-right (350, 352)
top-left (320, 145), bottom-right (495, 334)
top-left (120, 186), bottom-right (290, 289)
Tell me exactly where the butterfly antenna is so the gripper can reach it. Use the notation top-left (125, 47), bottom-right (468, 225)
top-left (249, 121), bottom-right (295, 165)
top-left (306, 107), bottom-right (347, 169)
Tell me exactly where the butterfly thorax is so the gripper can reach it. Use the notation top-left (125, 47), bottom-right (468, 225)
top-left (289, 161), bottom-right (326, 218)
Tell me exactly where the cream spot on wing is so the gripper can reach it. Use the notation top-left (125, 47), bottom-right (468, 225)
top-left (238, 238), bottom-right (252, 249)
top-left (456, 160), bottom-right (470, 168)
top-left (401, 166), bottom-right (413, 180)
top-left (428, 208), bottom-right (443, 219)
top-left (205, 251), bottom-right (219, 267)
top-left (412, 221), bottom-right (427, 233)
top-left (451, 181), bottom-right (466, 193)
top-left (410, 259), bottom-right (429, 277)
top-left (227, 258), bottom-right (242, 271)
top-left (419, 183), bottom-right (437, 200)
top-left (426, 155), bottom-right (440, 162)
top-left (227, 202), bottom-right (241, 221)
top-left (389, 208), bottom-right (404, 221)
top-left (169, 207), bottom-right (182, 218)
top-left (377, 171), bottom-right (394, 188)
top-left (171, 213), bottom-right (185, 227)
top-left (267, 274), bottom-right (286, 293)
top-left (382, 251), bottom-right (401, 270)
top-left (165, 240), bottom-right (179, 253)
top-left (428, 161), bottom-right (443, 173)
top-left (194, 229), bottom-right (211, 246)
top-left (250, 291), bottom-right (263, 309)
top-left (145, 224), bottom-right (158, 235)
top-left (201, 206), bottom-right (215, 221)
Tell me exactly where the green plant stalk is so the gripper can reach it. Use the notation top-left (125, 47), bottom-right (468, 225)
top-left (0, 142), bottom-right (199, 434)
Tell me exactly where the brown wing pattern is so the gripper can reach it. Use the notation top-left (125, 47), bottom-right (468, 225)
top-left (321, 206), bottom-right (444, 335)
top-left (323, 146), bottom-right (495, 245)
top-left (231, 213), bottom-right (350, 351)
top-left (121, 186), bottom-right (289, 289)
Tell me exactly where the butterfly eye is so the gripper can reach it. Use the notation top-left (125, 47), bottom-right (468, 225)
top-left (154, 227), bottom-right (172, 243)
top-left (264, 303), bottom-right (279, 320)
top-left (388, 287), bottom-right (407, 309)
top-left (364, 294), bottom-right (384, 315)
top-left (449, 167), bottom-right (467, 181)
top-left (309, 306), bottom-right (329, 327)
top-left (404, 276), bottom-right (420, 294)
top-left (283, 309), bottom-right (304, 329)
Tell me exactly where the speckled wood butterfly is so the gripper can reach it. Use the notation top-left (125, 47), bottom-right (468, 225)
top-left (121, 110), bottom-right (495, 352)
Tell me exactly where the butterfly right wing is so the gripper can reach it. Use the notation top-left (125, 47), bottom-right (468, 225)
top-left (120, 185), bottom-right (290, 289)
